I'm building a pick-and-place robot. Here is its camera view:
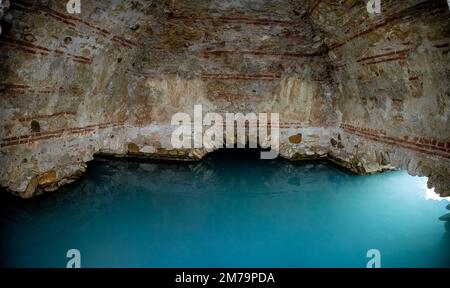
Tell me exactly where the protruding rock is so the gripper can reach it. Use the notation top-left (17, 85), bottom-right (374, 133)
top-left (38, 170), bottom-right (57, 186)
top-left (289, 134), bottom-right (302, 144)
top-left (439, 213), bottom-right (450, 221)
top-left (127, 143), bottom-right (140, 154)
top-left (141, 146), bottom-right (156, 153)
top-left (20, 170), bottom-right (57, 199)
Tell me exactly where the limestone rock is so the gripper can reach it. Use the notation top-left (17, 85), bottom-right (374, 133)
top-left (127, 143), bottom-right (140, 154)
top-left (289, 134), bottom-right (302, 144)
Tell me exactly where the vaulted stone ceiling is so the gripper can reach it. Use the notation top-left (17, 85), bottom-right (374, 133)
top-left (0, 0), bottom-right (449, 198)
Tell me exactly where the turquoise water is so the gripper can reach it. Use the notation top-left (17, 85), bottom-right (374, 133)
top-left (1, 149), bottom-right (449, 268)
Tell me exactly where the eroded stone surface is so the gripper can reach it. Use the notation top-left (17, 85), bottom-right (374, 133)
top-left (0, 0), bottom-right (449, 197)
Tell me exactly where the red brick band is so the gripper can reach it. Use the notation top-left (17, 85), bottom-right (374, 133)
top-left (11, 0), bottom-right (136, 49)
top-left (0, 38), bottom-right (92, 64)
top-left (341, 123), bottom-right (450, 159)
top-left (1, 122), bottom-right (125, 148)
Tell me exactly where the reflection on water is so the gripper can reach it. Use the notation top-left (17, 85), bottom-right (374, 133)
top-left (0, 149), bottom-right (449, 267)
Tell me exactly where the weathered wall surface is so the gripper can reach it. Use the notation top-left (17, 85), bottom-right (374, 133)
top-left (121, 0), bottom-right (339, 168)
top-left (0, 0), bottom-right (449, 197)
top-left (0, 0), bottom-right (142, 197)
top-left (312, 0), bottom-right (450, 195)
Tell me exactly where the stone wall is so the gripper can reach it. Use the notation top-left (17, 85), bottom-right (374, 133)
top-left (0, 0), bottom-right (449, 198)
top-left (0, 0), bottom-right (141, 197)
top-left (310, 0), bottom-right (450, 196)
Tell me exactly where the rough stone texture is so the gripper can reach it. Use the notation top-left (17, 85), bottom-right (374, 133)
top-left (0, 0), bottom-right (449, 197)
top-left (311, 0), bottom-right (450, 195)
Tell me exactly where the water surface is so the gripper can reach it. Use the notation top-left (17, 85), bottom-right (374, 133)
top-left (1, 149), bottom-right (449, 267)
